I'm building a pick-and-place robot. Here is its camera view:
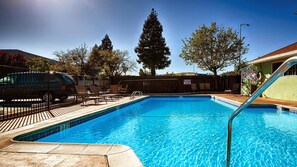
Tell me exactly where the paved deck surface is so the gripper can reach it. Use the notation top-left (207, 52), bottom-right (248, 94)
top-left (0, 152), bottom-right (108, 167)
top-left (213, 94), bottom-right (297, 108)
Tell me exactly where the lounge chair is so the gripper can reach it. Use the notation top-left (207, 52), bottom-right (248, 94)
top-left (205, 83), bottom-right (211, 91)
top-left (75, 85), bottom-right (107, 105)
top-left (224, 83), bottom-right (240, 94)
top-left (199, 83), bottom-right (205, 91)
top-left (118, 84), bottom-right (128, 95)
top-left (89, 85), bottom-right (103, 96)
top-left (191, 83), bottom-right (197, 92)
top-left (199, 82), bottom-right (211, 92)
top-left (109, 85), bottom-right (122, 99)
top-left (89, 85), bottom-right (117, 101)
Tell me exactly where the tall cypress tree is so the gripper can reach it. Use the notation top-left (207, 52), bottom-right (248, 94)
top-left (135, 8), bottom-right (171, 76)
top-left (99, 34), bottom-right (113, 51)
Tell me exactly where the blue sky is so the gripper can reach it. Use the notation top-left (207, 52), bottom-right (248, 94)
top-left (0, 0), bottom-right (296, 75)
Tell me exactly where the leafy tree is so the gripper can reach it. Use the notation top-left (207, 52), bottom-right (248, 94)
top-left (139, 69), bottom-right (147, 76)
top-left (233, 58), bottom-right (248, 74)
top-left (51, 63), bottom-right (80, 75)
top-left (26, 57), bottom-right (49, 71)
top-left (163, 72), bottom-right (176, 76)
top-left (52, 50), bottom-right (80, 75)
top-left (100, 50), bottom-right (137, 78)
top-left (52, 44), bottom-right (89, 75)
top-left (51, 51), bottom-right (81, 75)
top-left (139, 68), bottom-right (150, 76)
top-left (87, 34), bottom-right (113, 76)
top-left (135, 8), bottom-right (171, 76)
top-left (69, 43), bottom-right (88, 75)
top-left (87, 44), bottom-right (101, 76)
top-left (180, 22), bottom-right (248, 76)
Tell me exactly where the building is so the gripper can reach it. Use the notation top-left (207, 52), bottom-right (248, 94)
top-left (0, 49), bottom-right (57, 77)
top-left (0, 49), bottom-right (56, 64)
top-left (248, 42), bottom-right (297, 101)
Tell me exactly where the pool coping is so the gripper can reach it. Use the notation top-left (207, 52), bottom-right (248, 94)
top-left (212, 95), bottom-right (297, 113)
top-left (0, 96), bottom-right (147, 167)
top-left (1, 94), bottom-right (296, 166)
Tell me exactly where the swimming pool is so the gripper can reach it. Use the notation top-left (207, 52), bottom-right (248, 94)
top-left (15, 96), bottom-right (297, 166)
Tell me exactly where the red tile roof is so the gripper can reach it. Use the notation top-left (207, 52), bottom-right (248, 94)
top-left (254, 42), bottom-right (297, 61)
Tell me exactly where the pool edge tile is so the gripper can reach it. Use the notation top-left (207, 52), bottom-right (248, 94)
top-left (81, 144), bottom-right (113, 155)
top-left (0, 142), bottom-right (60, 153)
top-left (106, 144), bottom-right (131, 155)
top-left (107, 148), bottom-right (144, 167)
top-left (49, 143), bottom-right (88, 154)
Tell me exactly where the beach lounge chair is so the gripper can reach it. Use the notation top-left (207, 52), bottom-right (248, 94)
top-left (191, 83), bottom-right (197, 92)
top-left (89, 85), bottom-right (103, 96)
top-left (224, 83), bottom-right (240, 94)
top-left (108, 85), bottom-right (123, 99)
top-left (199, 82), bottom-right (211, 92)
top-left (89, 85), bottom-right (117, 101)
top-left (75, 85), bottom-right (106, 105)
top-left (205, 83), bottom-right (211, 91)
top-left (199, 83), bottom-right (205, 91)
top-left (118, 84), bottom-right (128, 95)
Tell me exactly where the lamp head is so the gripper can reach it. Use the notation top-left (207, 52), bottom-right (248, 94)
top-left (241, 23), bottom-right (250, 27)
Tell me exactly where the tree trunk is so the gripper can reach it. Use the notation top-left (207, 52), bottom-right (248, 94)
top-left (151, 68), bottom-right (156, 76)
top-left (213, 70), bottom-right (218, 90)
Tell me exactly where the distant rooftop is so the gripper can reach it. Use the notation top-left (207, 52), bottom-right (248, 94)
top-left (0, 49), bottom-right (56, 63)
top-left (249, 42), bottom-right (297, 64)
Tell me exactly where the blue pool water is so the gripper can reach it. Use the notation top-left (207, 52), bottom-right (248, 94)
top-left (35, 96), bottom-right (297, 166)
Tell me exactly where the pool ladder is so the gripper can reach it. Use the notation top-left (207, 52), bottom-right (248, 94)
top-left (130, 91), bottom-right (143, 99)
top-left (226, 56), bottom-right (297, 167)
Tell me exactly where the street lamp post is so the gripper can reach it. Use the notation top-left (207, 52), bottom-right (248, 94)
top-left (238, 24), bottom-right (250, 72)
top-left (239, 23), bottom-right (250, 95)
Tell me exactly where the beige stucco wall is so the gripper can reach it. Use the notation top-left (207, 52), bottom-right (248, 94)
top-left (257, 58), bottom-right (297, 101)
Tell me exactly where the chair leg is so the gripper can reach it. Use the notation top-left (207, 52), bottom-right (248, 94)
top-left (82, 97), bottom-right (87, 106)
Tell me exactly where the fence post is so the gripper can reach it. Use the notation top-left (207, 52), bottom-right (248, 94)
top-left (47, 71), bottom-right (50, 111)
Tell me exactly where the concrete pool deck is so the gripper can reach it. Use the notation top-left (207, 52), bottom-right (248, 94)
top-left (0, 96), bottom-right (145, 167)
top-left (0, 94), bottom-right (296, 166)
top-left (213, 94), bottom-right (297, 109)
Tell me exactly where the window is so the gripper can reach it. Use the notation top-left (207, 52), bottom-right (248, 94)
top-left (272, 62), bottom-right (297, 75)
top-left (285, 64), bottom-right (297, 75)
top-left (0, 75), bottom-right (15, 84)
top-left (49, 74), bottom-right (62, 83)
top-left (272, 62), bottom-right (283, 73)
top-left (61, 74), bottom-right (75, 84)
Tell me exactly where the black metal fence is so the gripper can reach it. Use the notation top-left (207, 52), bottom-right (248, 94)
top-left (0, 65), bottom-right (77, 121)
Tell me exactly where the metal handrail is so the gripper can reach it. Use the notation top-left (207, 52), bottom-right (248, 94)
top-left (226, 56), bottom-right (297, 167)
top-left (130, 91), bottom-right (143, 99)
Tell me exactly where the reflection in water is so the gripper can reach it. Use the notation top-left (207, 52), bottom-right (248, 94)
top-left (263, 111), bottom-right (297, 137)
